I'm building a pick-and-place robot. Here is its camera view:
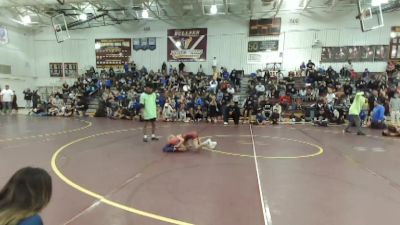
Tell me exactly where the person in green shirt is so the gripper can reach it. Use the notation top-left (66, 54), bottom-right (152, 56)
top-left (140, 83), bottom-right (159, 142)
top-left (344, 92), bottom-right (367, 135)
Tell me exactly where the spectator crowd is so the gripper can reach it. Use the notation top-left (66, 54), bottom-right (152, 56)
top-left (2, 59), bottom-right (400, 131)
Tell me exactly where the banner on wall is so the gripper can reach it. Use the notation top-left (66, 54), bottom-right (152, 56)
top-left (49, 63), bottom-right (63, 77)
top-left (390, 26), bottom-right (400, 60)
top-left (133, 37), bottom-right (156, 51)
top-left (167, 28), bottom-right (207, 62)
top-left (95, 38), bottom-right (131, 68)
top-left (0, 26), bottom-right (9, 45)
top-left (49, 63), bottom-right (78, 77)
top-left (248, 40), bottom-right (279, 52)
top-left (374, 45), bottom-right (389, 61)
top-left (321, 45), bottom-right (387, 62)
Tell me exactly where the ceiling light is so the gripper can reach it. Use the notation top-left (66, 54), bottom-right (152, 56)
top-left (20, 15), bottom-right (31, 25)
top-left (288, 0), bottom-right (302, 11)
top-left (79, 14), bottom-right (87, 21)
top-left (175, 41), bottom-right (181, 48)
top-left (95, 43), bottom-right (101, 50)
top-left (142, 10), bottom-right (149, 18)
top-left (371, 0), bottom-right (388, 6)
top-left (210, 4), bottom-right (218, 14)
top-left (390, 32), bottom-right (397, 38)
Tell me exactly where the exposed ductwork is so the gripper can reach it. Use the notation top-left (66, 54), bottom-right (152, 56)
top-left (0, 0), bottom-right (102, 7)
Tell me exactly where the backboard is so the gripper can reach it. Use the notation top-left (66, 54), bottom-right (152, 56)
top-left (357, 0), bottom-right (384, 32)
top-left (51, 14), bottom-right (70, 43)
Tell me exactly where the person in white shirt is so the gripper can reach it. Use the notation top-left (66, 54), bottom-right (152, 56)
top-left (272, 102), bottom-right (282, 121)
top-left (1, 85), bottom-right (14, 114)
top-left (256, 69), bottom-right (263, 80)
top-left (326, 88), bottom-right (336, 110)
top-left (208, 79), bottom-right (218, 94)
top-left (255, 83), bottom-right (265, 96)
top-left (227, 85), bottom-right (235, 94)
top-left (390, 93), bottom-right (400, 125)
top-left (212, 57), bottom-right (217, 73)
top-left (299, 88), bottom-right (307, 101)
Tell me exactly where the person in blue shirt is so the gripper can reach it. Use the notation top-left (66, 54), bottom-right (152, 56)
top-left (195, 96), bottom-right (204, 108)
top-left (370, 100), bottom-right (387, 129)
top-left (105, 78), bottom-right (111, 90)
top-left (222, 69), bottom-right (230, 80)
top-left (0, 167), bottom-right (52, 225)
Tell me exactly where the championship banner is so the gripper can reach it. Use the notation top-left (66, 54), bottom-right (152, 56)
top-left (374, 45), bottom-right (389, 61)
top-left (95, 38), bottom-right (131, 68)
top-left (167, 28), bottom-right (207, 62)
top-left (321, 45), bottom-right (382, 62)
top-left (0, 26), bottom-right (9, 45)
top-left (248, 40), bottom-right (279, 52)
top-left (133, 37), bottom-right (156, 51)
top-left (390, 26), bottom-right (400, 60)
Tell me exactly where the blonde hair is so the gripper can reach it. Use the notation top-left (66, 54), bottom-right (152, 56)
top-left (0, 167), bottom-right (52, 225)
top-left (167, 135), bottom-right (176, 142)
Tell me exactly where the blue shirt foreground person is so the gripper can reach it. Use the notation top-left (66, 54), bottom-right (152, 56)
top-left (0, 167), bottom-right (52, 225)
top-left (18, 215), bottom-right (43, 225)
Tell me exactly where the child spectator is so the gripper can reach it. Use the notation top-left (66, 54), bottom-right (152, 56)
top-left (162, 102), bottom-right (176, 122)
top-left (272, 103), bottom-right (282, 121)
top-left (194, 106), bottom-right (204, 122)
top-left (256, 111), bottom-right (268, 125)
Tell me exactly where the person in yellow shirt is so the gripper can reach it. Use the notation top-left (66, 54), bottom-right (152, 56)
top-left (344, 92), bottom-right (367, 135)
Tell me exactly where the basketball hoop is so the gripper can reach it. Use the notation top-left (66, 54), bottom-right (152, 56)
top-left (51, 14), bottom-right (70, 43)
top-left (357, 0), bottom-right (384, 32)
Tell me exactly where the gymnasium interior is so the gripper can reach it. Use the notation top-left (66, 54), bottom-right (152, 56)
top-left (1, 0), bottom-right (400, 224)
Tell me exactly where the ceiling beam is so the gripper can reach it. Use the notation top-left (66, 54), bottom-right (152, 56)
top-left (65, 12), bottom-right (107, 29)
top-left (224, 0), bottom-right (229, 14)
top-left (303, 0), bottom-right (311, 9)
top-left (274, 0), bottom-right (283, 16)
top-left (143, 1), bottom-right (179, 26)
top-left (330, 0), bottom-right (336, 10)
top-left (169, 0), bottom-right (184, 17)
top-left (249, 0), bottom-right (255, 17)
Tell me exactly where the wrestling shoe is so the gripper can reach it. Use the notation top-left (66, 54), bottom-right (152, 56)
top-left (209, 141), bottom-right (217, 150)
top-left (357, 132), bottom-right (366, 136)
top-left (151, 136), bottom-right (159, 141)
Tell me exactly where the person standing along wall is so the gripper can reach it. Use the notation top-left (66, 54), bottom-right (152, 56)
top-left (12, 91), bottom-right (18, 113)
top-left (390, 93), bottom-right (400, 125)
top-left (212, 57), bottom-right (217, 73)
top-left (140, 83), bottom-right (159, 142)
top-left (23, 89), bottom-right (32, 109)
top-left (0, 85), bottom-right (14, 115)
